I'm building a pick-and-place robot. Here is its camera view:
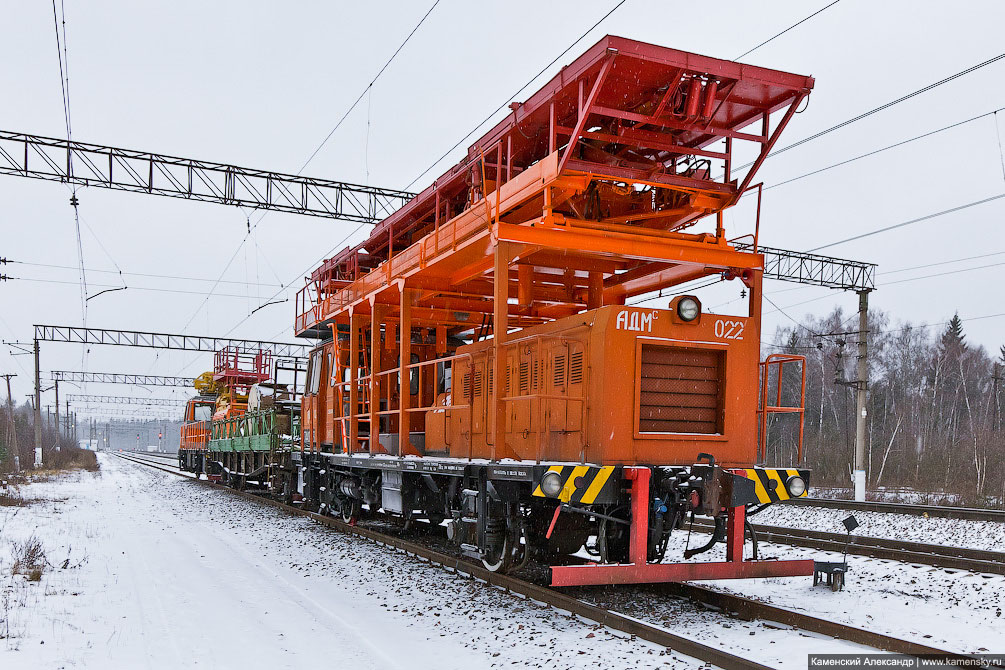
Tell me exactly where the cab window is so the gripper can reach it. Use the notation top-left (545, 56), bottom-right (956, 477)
top-left (193, 404), bottom-right (213, 422)
top-left (308, 350), bottom-right (323, 395)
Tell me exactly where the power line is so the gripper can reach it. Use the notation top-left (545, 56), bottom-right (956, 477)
top-left (880, 250), bottom-right (1005, 275)
top-left (402, 0), bottom-right (630, 191)
top-left (734, 51), bottom-right (1005, 171)
top-left (736, 0), bottom-right (841, 60)
top-left (179, 1), bottom-right (442, 333)
top-left (298, 0), bottom-right (442, 173)
top-left (762, 106), bottom-right (1005, 192)
top-left (220, 0), bottom-right (632, 346)
top-left (881, 260), bottom-right (1005, 286)
top-left (9, 276), bottom-right (280, 300)
top-left (808, 193), bottom-right (1005, 252)
top-left (9, 259), bottom-right (282, 287)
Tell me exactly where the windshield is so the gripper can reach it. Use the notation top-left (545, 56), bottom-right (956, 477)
top-left (193, 404), bottom-right (213, 421)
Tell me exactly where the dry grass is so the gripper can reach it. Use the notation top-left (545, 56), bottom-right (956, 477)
top-left (10, 536), bottom-right (46, 581)
top-left (0, 491), bottom-right (30, 507)
top-left (44, 447), bottom-right (99, 472)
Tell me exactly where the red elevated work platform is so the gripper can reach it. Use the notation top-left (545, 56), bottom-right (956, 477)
top-left (213, 347), bottom-right (272, 399)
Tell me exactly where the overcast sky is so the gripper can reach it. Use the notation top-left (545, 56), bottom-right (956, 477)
top-left (2, 0), bottom-right (1004, 412)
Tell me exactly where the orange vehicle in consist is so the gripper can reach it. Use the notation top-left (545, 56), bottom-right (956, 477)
top-left (293, 36), bottom-right (814, 585)
top-left (177, 347), bottom-right (272, 477)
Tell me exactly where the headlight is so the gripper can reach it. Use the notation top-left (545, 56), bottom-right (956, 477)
top-left (677, 296), bottom-right (700, 322)
top-left (786, 475), bottom-right (806, 497)
top-left (541, 471), bottom-right (564, 497)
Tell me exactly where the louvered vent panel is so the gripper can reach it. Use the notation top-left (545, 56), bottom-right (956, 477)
top-left (638, 345), bottom-right (722, 434)
top-left (569, 352), bottom-right (584, 385)
top-left (554, 355), bottom-right (566, 387)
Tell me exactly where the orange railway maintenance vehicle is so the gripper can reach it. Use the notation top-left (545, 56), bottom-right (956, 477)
top-left (291, 35), bottom-right (815, 585)
top-left (178, 347), bottom-right (301, 489)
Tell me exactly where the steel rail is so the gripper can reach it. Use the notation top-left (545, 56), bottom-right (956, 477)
top-left (690, 519), bottom-right (1005, 575)
top-left (784, 497), bottom-right (1005, 522)
top-left (116, 452), bottom-right (992, 666)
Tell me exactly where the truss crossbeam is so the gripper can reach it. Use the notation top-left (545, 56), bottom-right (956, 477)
top-left (67, 395), bottom-right (184, 406)
top-left (50, 371), bottom-right (196, 387)
top-left (742, 244), bottom-right (876, 292)
top-left (35, 325), bottom-right (309, 359)
top-left (0, 131), bottom-right (414, 223)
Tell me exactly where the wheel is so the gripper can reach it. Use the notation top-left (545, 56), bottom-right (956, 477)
top-left (341, 500), bottom-right (361, 524)
top-left (481, 532), bottom-right (511, 573)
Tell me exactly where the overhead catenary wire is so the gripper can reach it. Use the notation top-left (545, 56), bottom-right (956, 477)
top-left (735, 0), bottom-right (841, 60)
top-left (219, 0), bottom-right (633, 347)
top-left (761, 106), bottom-right (1005, 192)
top-left (808, 193), bottom-right (1005, 252)
top-left (9, 259), bottom-right (283, 288)
top-left (402, 0), bottom-right (630, 192)
top-left (178, 1), bottom-right (443, 334)
top-left (733, 51), bottom-right (1005, 172)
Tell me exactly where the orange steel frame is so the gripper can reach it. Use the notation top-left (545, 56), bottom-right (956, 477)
top-left (295, 36), bottom-right (815, 584)
top-left (297, 37), bottom-right (813, 460)
top-left (758, 353), bottom-right (807, 462)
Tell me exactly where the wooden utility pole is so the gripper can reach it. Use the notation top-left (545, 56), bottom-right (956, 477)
top-left (3, 373), bottom-right (19, 472)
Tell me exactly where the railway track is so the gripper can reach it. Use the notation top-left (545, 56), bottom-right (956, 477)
top-left (114, 452), bottom-right (996, 667)
top-left (784, 497), bottom-right (1005, 522)
top-left (689, 518), bottom-right (1005, 575)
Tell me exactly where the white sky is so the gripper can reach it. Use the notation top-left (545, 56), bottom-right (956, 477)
top-left (2, 0), bottom-right (1005, 409)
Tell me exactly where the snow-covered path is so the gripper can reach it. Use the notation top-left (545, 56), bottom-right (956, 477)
top-left (1, 454), bottom-right (709, 669)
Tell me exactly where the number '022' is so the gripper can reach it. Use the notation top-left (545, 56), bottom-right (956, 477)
top-left (714, 319), bottom-right (744, 340)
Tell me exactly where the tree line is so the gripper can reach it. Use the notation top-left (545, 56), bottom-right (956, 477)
top-left (766, 307), bottom-right (1005, 507)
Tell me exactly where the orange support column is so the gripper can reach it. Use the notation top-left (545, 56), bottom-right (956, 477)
top-left (399, 285), bottom-right (415, 456)
top-left (726, 505), bottom-right (745, 563)
top-left (492, 241), bottom-right (509, 461)
top-left (370, 302), bottom-right (384, 453)
top-left (349, 313), bottom-right (363, 455)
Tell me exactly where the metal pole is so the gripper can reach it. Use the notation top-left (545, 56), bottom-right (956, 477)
top-left (853, 290), bottom-right (869, 502)
top-left (54, 379), bottom-right (60, 440)
top-left (33, 339), bottom-right (42, 456)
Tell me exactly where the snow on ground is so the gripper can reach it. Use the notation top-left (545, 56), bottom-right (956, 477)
top-left (4, 454), bottom-right (999, 669)
top-left (2, 455), bottom-right (715, 670)
top-left (656, 531), bottom-right (1005, 654)
top-left (752, 503), bottom-right (1005, 552)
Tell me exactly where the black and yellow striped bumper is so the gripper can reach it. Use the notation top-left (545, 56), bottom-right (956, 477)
top-left (739, 468), bottom-right (810, 503)
top-left (531, 465), bottom-right (620, 504)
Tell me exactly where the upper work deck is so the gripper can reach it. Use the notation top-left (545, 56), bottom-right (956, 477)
top-left (295, 35), bottom-right (814, 338)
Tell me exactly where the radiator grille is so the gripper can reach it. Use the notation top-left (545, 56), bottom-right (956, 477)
top-left (638, 345), bottom-right (723, 434)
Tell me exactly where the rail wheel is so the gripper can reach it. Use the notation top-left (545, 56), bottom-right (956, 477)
top-left (341, 500), bottom-right (361, 525)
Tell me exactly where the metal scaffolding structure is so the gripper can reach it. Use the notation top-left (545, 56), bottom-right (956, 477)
top-left (0, 130), bottom-right (414, 223)
top-left (34, 325), bottom-right (309, 359)
top-left (50, 371), bottom-right (196, 387)
top-left (67, 394), bottom-right (185, 407)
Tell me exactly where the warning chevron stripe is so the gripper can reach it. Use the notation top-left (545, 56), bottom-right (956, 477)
top-left (532, 465), bottom-right (618, 504)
